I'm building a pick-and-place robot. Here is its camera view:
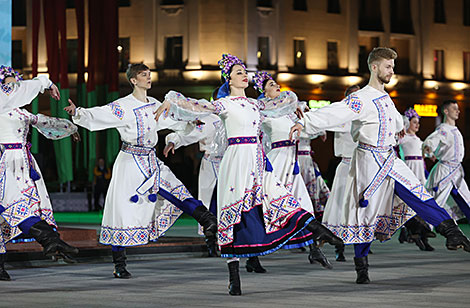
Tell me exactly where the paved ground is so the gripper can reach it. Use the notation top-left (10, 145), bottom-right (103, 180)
top-left (1, 235), bottom-right (469, 308)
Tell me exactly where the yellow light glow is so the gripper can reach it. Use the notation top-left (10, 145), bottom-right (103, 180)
top-left (117, 45), bottom-right (123, 52)
top-left (414, 104), bottom-right (438, 117)
top-left (455, 94), bottom-right (464, 100)
top-left (424, 80), bottom-right (439, 90)
top-left (346, 76), bottom-right (362, 85)
top-left (309, 100), bottom-right (331, 108)
top-left (257, 51), bottom-right (262, 58)
top-left (309, 74), bottom-right (327, 84)
top-left (451, 82), bottom-right (467, 91)
top-left (184, 70), bottom-right (204, 80)
top-left (426, 92), bottom-right (437, 99)
top-left (312, 88), bottom-right (322, 94)
top-left (84, 72), bottom-right (88, 82)
top-left (277, 73), bottom-right (293, 82)
top-left (280, 86), bottom-right (291, 92)
top-left (389, 90), bottom-right (398, 97)
top-left (37, 72), bottom-right (50, 78)
top-left (296, 51), bottom-right (302, 59)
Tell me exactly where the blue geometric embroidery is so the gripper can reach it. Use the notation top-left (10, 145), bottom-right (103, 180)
top-left (345, 94), bottom-right (363, 113)
top-left (108, 101), bottom-right (124, 120)
top-left (372, 95), bottom-right (389, 147)
top-left (1, 84), bottom-right (13, 95)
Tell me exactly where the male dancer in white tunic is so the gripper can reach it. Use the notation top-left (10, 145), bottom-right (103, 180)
top-left (164, 113), bottom-right (222, 257)
top-left (292, 47), bottom-right (470, 284)
top-left (65, 64), bottom-right (217, 279)
top-left (423, 100), bottom-right (470, 222)
top-left (322, 84), bottom-right (360, 262)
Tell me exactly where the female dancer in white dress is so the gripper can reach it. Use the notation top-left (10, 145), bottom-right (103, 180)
top-left (255, 71), bottom-right (334, 269)
top-left (155, 54), bottom-right (342, 295)
top-left (65, 64), bottom-right (217, 279)
top-left (398, 108), bottom-right (436, 251)
top-left (0, 67), bottom-right (79, 280)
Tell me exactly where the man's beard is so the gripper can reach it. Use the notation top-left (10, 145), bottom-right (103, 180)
top-left (378, 72), bottom-right (391, 84)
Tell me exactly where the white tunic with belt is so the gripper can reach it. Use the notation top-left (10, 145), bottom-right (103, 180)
top-left (0, 108), bottom-right (76, 253)
top-left (303, 85), bottom-right (423, 244)
top-left (423, 123), bottom-right (468, 220)
top-left (73, 94), bottom-right (192, 247)
top-left (399, 134), bottom-right (427, 185)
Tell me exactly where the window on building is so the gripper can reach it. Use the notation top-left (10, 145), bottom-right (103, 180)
top-left (464, 0), bottom-right (470, 26)
top-left (390, 0), bottom-right (414, 34)
top-left (359, 0), bottom-right (383, 31)
top-left (293, 39), bottom-right (306, 69)
top-left (11, 40), bottom-right (23, 69)
top-left (257, 0), bottom-right (272, 7)
top-left (118, 38), bottom-right (130, 72)
top-left (12, 0), bottom-right (26, 27)
top-left (160, 0), bottom-right (183, 5)
top-left (67, 39), bottom-right (78, 73)
top-left (358, 36), bottom-right (379, 73)
top-left (66, 0), bottom-right (75, 9)
top-left (257, 37), bottom-right (270, 68)
top-left (293, 0), bottom-right (307, 11)
top-left (327, 41), bottom-right (339, 70)
top-left (434, 50), bottom-right (445, 79)
top-left (327, 0), bottom-right (340, 14)
top-left (464, 52), bottom-right (470, 81)
top-left (119, 0), bottom-right (131, 7)
top-left (165, 36), bottom-right (183, 69)
top-left (391, 38), bottom-right (410, 74)
top-left (434, 0), bottom-right (446, 23)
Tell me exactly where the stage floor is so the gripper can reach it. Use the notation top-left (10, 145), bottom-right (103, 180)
top-left (1, 233), bottom-right (469, 308)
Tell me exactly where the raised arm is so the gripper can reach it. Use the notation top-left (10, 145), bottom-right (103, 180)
top-left (155, 90), bottom-right (219, 123)
top-left (69, 99), bottom-right (129, 131)
top-left (303, 96), bottom-right (363, 135)
top-left (260, 91), bottom-right (299, 118)
top-left (0, 76), bottom-right (57, 113)
top-left (423, 127), bottom-right (446, 157)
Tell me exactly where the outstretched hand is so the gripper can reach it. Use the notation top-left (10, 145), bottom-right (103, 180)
top-left (154, 100), bottom-right (171, 122)
top-left (295, 107), bottom-right (304, 119)
top-left (49, 84), bottom-right (61, 101)
top-left (163, 142), bottom-right (175, 157)
top-left (289, 123), bottom-right (303, 141)
top-left (423, 145), bottom-right (436, 162)
top-left (72, 132), bottom-right (81, 142)
top-left (397, 129), bottom-right (406, 139)
top-left (64, 99), bottom-right (77, 116)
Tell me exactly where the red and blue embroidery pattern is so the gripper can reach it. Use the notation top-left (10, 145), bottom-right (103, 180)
top-left (108, 101), bottom-right (124, 120)
top-left (345, 94), bottom-right (363, 113)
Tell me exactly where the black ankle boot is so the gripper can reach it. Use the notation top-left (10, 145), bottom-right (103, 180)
top-left (308, 245), bottom-right (333, 269)
top-left (192, 206), bottom-right (217, 237)
top-left (112, 250), bottom-right (132, 279)
top-left (205, 237), bottom-right (218, 257)
top-left (398, 228), bottom-right (408, 244)
top-left (335, 244), bottom-right (346, 262)
top-left (305, 219), bottom-right (344, 246)
top-left (421, 237), bottom-right (434, 251)
top-left (28, 220), bottom-right (79, 262)
top-left (436, 219), bottom-right (470, 252)
top-left (354, 256), bottom-right (370, 284)
top-left (228, 261), bottom-right (241, 295)
top-left (0, 254), bottom-right (11, 281)
top-left (246, 256), bottom-right (266, 273)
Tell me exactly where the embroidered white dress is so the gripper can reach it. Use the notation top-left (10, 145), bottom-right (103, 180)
top-left (303, 85), bottom-right (424, 244)
top-left (0, 76), bottom-right (52, 113)
top-left (0, 108), bottom-right (77, 253)
top-left (399, 134), bottom-right (427, 185)
top-left (423, 123), bottom-right (469, 220)
top-left (72, 94), bottom-right (193, 247)
top-left (322, 120), bottom-right (357, 229)
top-left (164, 91), bottom-right (314, 257)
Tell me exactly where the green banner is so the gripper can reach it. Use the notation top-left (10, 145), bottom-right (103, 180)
top-left (50, 85), bottom-right (74, 183)
top-left (31, 97), bottom-right (39, 154)
top-left (74, 83), bottom-right (87, 170)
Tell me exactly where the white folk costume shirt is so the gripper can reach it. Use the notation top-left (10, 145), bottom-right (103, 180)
top-left (0, 108), bottom-right (77, 253)
top-left (303, 85), bottom-right (427, 244)
top-left (262, 114), bottom-right (314, 214)
top-left (0, 76), bottom-right (52, 114)
top-left (423, 123), bottom-right (468, 220)
top-left (164, 90), bottom-right (312, 248)
top-left (399, 134), bottom-right (426, 185)
top-left (73, 94), bottom-right (192, 247)
top-left (297, 134), bottom-right (330, 214)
